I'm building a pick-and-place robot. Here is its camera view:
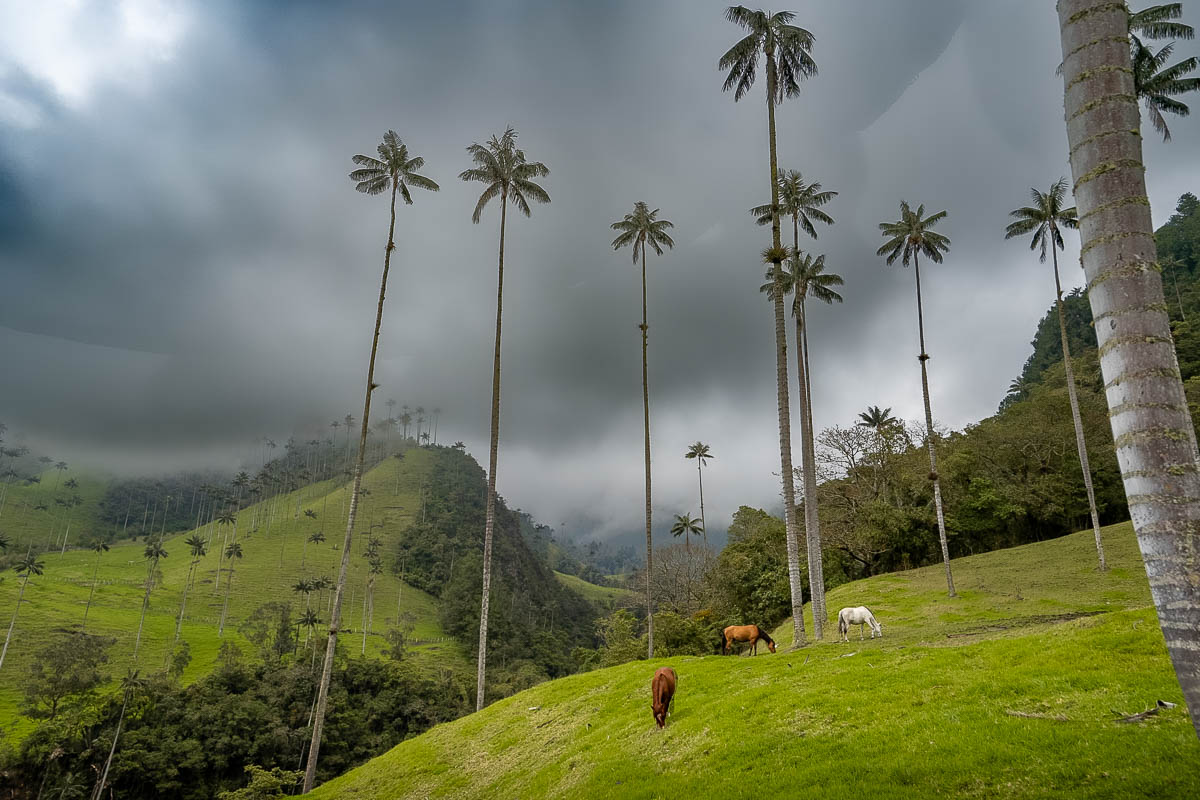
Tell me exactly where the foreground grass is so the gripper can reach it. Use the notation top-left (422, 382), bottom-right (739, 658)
top-left (308, 524), bottom-right (1199, 799)
top-left (0, 450), bottom-right (461, 737)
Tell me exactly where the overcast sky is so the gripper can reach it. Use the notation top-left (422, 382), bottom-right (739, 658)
top-left (2, 0), bottom-right (1199, 544)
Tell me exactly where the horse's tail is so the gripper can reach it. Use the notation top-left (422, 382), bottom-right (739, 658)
top-left (838, 611), bottom-right (848, 636)
top-left (716, 631), bottom-right (726, 654)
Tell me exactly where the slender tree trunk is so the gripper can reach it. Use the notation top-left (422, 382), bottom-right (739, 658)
top-left (83, 552), bottom-right (103, 628)
top-left (172, 560), bottom-right (194, 647)
top-left (1059, 0), bottom-right (1200, 737)
top-left (765, 38), bottom-right (806, 646)
top-left (640, 243), bottom-right (656, 658)
top-left (800, 303), bottom-right (824, 622)
top-left (696, 459), bottom-right (707, 548)
top-left (1052, 244), bottom-right (1107, 569)
top-left (304, 182), bottom-right (399, 793)
top-left (477, 191), bottom-right (508, 711)
top-left (794, 303), bottom-right (825, 639)
top-left (913, 254), bottom-right (955, 596)
top-left (0, 574), bottom-right (30, 671)
top-left (218, 562), bottom-right (235, 637)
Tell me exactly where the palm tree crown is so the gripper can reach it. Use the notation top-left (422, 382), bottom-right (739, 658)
top-left (783, 252), bottom-right (843, 312)
top-left (1129, 3), bottom-right (1194, 43)
top-left (719, 6), bottom-right (817, 102)
top-left (751, 169), bottom-right (836, 237)
top-left (1132, 39), bottom-right (1199, 141)
top-left (1004, 178), bottom-right (1078, 259)
top-left (459, 127), bottom-right (550, 222)
top-left (857, 405), bottom-right (898, 430)
top-left (684, 442), bottom-right (713, 464)
top-left (349, 130), bottom-right (440, 201)
top-left (611, 202), bottom-right (675, 260)
top-left (878, 202), bottom-right (951, 266)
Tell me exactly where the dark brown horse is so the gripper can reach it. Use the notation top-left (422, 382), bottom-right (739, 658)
top-left (721, 624), bottom-right (776, 655)
top-left (650, 667), bottom-right (676, 728)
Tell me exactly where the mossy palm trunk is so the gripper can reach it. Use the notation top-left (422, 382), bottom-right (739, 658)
top-left (764, 33), bottom-right (806, 647)
top-left (790, 216), bottom-right (826, 636)
top-left (793, 303), bottom-right (824, 638)
top-left (1051, 244), bottom-right (1107, 570)
top-left (477, 191), bottom-right (507, 711)
top-left (1058, 0), bottom-right (1200, 737)
top-left (640, 243), bottom-right (655, 658)
top-left (912, 254), bottom-right (955, 597)
top-left (695, 459), bottom-right (707, 549)
top-left (304, 182), bottom-right (398, 792)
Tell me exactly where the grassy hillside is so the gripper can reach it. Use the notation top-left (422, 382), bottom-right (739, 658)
top-left (306, 523), bottom-right (1200, 799)
top-left (0, 449), bottom-right (459, 737)
top-left (0, 469), bottom-right (109, 552)
top-left (553, 571), bottom-right (636, 611)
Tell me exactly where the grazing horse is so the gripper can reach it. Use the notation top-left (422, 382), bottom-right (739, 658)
top-left (720, 624), bottom-right (776, 655)
top-left (837, 606), bottom-right (882, 642)
top-left (650, 667), bottom-right (677, 728)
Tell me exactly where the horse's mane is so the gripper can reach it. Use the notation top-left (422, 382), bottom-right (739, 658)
top-left (756, 625), bottom-right (773, 644)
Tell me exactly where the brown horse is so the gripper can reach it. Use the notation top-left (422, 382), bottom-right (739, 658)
top-left (650, 667), bottom-right (676, 728)
top-left (721, 624), bottom-right (776, 655)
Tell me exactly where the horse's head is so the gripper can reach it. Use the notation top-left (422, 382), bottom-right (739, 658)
top-left (767, 640), bottom-right (777, 653)
top-left (651, 703), bottom-right (667, 728)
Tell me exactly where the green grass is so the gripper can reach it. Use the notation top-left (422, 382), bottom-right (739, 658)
top-left (0, 469), bottom-right (109, 552)
top-left (0, 450), bottom-right (463, 739)
top-left (553, 572), bottom-right (636, 610)
top-left (307, 522), bottom-right (1200, 799)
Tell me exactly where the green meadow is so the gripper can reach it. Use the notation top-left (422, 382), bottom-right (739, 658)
top-left (306, 522), bottom-right (1200, 799)
top-left (0, 450), bottom-right (463, 738)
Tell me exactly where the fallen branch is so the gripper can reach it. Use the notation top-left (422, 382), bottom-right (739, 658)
top-left (839, 652), bottom-right (858, 659)
top-left (1005, 710), bottom-right (1068, 722)
top-left (1113, 700), bottom-right (1176, 723)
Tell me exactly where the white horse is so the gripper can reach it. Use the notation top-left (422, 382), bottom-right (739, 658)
top-left (837, 606), bottom-right (882, 642)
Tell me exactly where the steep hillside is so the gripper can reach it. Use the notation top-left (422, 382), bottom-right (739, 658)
top-left (0, 469), bottom-right (110, 552)
top-left (0, 449), bottom-right (456, 735)
top-left (305, 523), bottom-right (1200, 799)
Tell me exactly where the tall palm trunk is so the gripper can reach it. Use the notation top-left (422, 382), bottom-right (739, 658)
top-left (790, 215), bottom-right (827, 634)
top-left (640, 241), bottom-right (656, 657)
top-left (1059, 0), bottom-right (1200, 737)
top-left (1052, 243), bottom-right (1107, 569)
top-left (695, 459), bottom-right (707, 548)
top-left (304, 182), bottom-right (398, 793)
top-left (793, 302), bottom-right (825, 638)
top-left (131, 559), bottom-right (157, 661)
top-left (764, 39), bottom-right (806, 647)
top-left (83, 552), bottom-right (103, 628)
top-left (218, 560), bottom-right (235, 637)
top-left (0, 574), bottom-right (30, 671)
top-left (171, 560), bottom-right (195, 647)
top-left (477, 190), bottom-right (507, 711)
top-left (913, 254), bottom-right (955, 597)
top-left (92, 691), bottom-right (128, 800)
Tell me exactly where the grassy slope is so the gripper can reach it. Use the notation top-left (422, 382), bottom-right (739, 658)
top-left (0, 470), bottom-right (109, 552)
top-left (308, 522), bottom-right (1200, 799)
top-left (553, 572), bottom-right (636, 611)
top-left (0, 449), bottom-right (462, 737)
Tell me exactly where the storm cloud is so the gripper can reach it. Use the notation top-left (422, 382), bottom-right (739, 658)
top-left (2, 0), bottom-right (1199, 541)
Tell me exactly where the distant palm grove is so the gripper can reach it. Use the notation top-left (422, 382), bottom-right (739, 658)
top-left (1, 2), bottom-right (1200, 797)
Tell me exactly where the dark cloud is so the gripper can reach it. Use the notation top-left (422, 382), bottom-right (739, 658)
top-left (2, 0), bottom-right (1198, 540)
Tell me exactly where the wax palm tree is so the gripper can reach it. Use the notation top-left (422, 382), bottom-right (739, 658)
top-left (304, 131), bottom-right (439, 792)
top-left (459, 126), bottom-right (549, 712)
top-left (786, 251), bottom-right (842, 635)
top-left (292, 578), bottom-right (315, 612)
top-left (1059, 0), bottom-right (1200, 737)
top-left (670, 513), bottom-right (704, 554)
top-left (611, 200), bottom-right (675, 656)
top-left (756, 244), bottom-right (807, 644)
top-left (82, 538), bottom-right (110, 627)
top-left (721, 4), bottom-right (816, 647)
top-left (0, 555), bottom-right (44, 671)
top-left (217, 542), bottom-right (243, 637)
top-left (93, 669), bottom-right (147, 800)
top-left (212, 508), bottom-right (236, 594)
top-left (1132, 39), bottom-right (1199, 141)
top-left (0, 532), bottom-right (9, 552)
top-left (1006, 178), bottom-right (1107, 570)
top-left (684, 442), bottom-right (714, 547)
top-left (878, 201), bottom-right (956, 597)
top-left (1129, 3), bottom-right (1194, 41)
top-left (170, 535), bottom-right (206, 651)
top-left (857, 405), bottom-right (897, 431)
top-left (299, 608), bottom-right (321, 650)
top-left (752, 169), bottom-right (836, 250)
top-left (132, 541), bottom-right (167, 660)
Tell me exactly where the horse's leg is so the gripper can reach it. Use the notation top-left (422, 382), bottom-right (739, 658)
top-left (859, 623), bottom-right (864, 641)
